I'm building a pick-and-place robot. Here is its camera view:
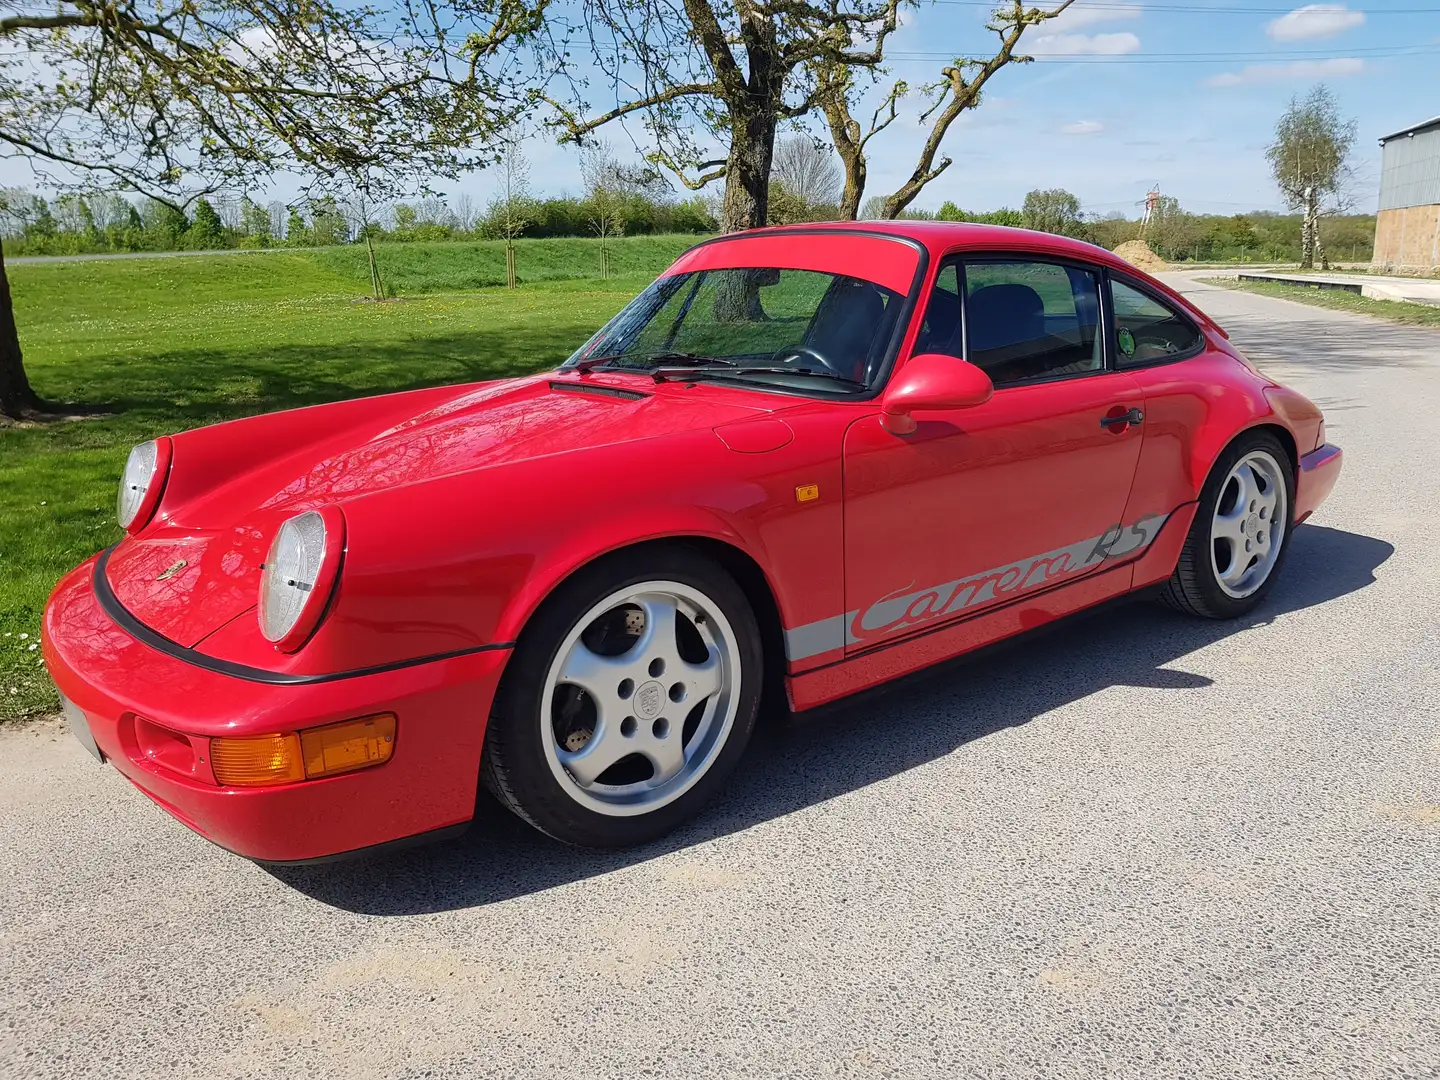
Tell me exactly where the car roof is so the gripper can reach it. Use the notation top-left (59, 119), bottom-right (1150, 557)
top-left (735, 219), bottom-right (1123, 266)
top-left (713, 220), bottom-right (1220, 334)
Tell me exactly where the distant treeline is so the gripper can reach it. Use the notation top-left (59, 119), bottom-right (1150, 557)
top-left (917, 190), bottom-right (1376, 265)
top-left (2, 185), bottom-right (1377, 265)
top-left (0, 189), bottom-right (718, 256)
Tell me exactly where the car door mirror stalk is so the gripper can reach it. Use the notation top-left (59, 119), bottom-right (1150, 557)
top-left (880, 354), bottom-right (994, 435)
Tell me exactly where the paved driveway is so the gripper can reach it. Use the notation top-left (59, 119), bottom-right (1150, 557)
top-left (2, 279), bottom-right (1437, 1080)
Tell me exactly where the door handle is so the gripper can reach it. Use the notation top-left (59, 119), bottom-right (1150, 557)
top-left (1100, 408), bottom-right (1144, 428)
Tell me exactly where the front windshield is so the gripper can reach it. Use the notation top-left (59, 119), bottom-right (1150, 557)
top-left (564, 267), bottom-right (905, 394)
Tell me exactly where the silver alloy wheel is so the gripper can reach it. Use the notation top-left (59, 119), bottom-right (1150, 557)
top-left (1210, 449), bottom-right (1289, 599)
top-left (540, 580), bottom-right (741, 817)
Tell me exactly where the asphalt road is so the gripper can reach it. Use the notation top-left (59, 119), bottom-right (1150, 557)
top-left (2, 278), bottom-right (1437, 1080)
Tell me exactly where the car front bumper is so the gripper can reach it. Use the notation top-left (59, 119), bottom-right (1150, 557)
top-left (1295, 442), bottom-right (1343, 523)
top-left (42, 557), bottom-right (511, 863)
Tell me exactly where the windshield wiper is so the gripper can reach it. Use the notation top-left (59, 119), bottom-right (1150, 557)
top-left (568, 351), bottom-right (733, 372)
top-left (651, 365), bottom-right (867, 389)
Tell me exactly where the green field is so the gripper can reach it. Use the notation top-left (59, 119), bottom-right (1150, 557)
top-left (1203, 277), bottom-right (1440, 326)
top-left (0, 235), bottom-right (700, 720)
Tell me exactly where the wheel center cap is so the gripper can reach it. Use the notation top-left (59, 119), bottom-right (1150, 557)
top-left (1245, 513), bottom-right (1260, 535)
top-left (634, 681), bottom-right (665, 721)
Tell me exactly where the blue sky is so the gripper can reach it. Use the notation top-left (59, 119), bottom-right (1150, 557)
top-left (516, 0), bottom-right (1438, 216)
top-left (3, 0), bottom-right (1435, 218)
top-left (841, 0), bottom-right (1438, 216)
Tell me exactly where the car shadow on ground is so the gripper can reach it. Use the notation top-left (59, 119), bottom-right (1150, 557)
top-left (269, 524), bottom-right (1392, 915)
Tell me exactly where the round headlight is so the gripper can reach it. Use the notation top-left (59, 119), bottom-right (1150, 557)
top-left (116, 439), bottom-right (171, 531)
top-left (259, 509), bottom-right (344, 650)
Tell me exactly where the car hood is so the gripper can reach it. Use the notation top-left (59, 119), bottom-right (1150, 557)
top-left (105, 374), bottom-right (784, 647)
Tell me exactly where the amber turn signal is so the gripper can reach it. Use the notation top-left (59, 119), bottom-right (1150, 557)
top-left (300, 714), bottom-right (396, 779)
top-left (210, 715), bottom-right (396, 787)
top-left (211, 732), bottom-right (304, 787)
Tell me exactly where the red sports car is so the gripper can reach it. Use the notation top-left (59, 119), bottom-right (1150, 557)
top-left (42, 222), bottom-right (1342, 860)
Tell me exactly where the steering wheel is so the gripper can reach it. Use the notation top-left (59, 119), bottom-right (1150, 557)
top-left (769, 344), bottom-right (843, 377)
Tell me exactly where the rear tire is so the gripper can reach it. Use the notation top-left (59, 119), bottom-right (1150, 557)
top-left (481, 547), bottom-right (762, 848)
top-left (1161, 431), bottom-right (1295, 619)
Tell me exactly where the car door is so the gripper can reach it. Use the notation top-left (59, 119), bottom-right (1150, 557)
top-left (842, 255), bottom-right (1149, 653)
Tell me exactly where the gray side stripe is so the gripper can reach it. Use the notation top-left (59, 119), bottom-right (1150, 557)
top-left (782, 512), bottom-right (1169, 662)
top-left (783, 614), bottom-right (850, 661)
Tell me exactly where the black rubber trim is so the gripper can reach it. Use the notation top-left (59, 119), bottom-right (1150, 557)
top-left (92, 547), bottom-right (513, 685)
top-left (251, 821), bottom-right (472, 867)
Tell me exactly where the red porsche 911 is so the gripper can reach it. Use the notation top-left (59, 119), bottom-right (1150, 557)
top-left (43, 222), bottom-right (1342, 860)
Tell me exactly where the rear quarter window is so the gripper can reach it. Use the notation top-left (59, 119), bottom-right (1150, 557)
top-left (1111, 278), bottom-right (1203, 366)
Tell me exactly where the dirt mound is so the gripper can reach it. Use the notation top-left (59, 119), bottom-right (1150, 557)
top-left (1112, 239), bottom-right (1168, 272)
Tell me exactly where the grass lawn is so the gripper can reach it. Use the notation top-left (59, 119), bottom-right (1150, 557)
top-left (0, 235), bottom-right (699, 720)
top-left (1202, 277), bottom-right (1440, 326)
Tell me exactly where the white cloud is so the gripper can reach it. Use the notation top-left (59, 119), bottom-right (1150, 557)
top-left (1266, 4), bottom-right (1365, 41)
top-left (1061, 120), bottom-right (1105, 135)
top-left (1205, 56), bottom-right (1365, 86)
top-left (1029, 31), bottom-right (1141, 56)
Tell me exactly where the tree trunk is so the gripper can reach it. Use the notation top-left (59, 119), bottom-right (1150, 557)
top-left (719, 107), bottom-right (777, 233)
top-left (828, 116), bottom-right (865, 220)
top-left (0, 237), bottom-right (42, 419)
top-left (838, 154), bottom-right (864, 221)
top-left (1300, 186), bottom-right (1317, 269)
top-left (364, 230), bottom-right (383, 300)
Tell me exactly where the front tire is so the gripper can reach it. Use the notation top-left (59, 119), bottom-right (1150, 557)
top-left (1161, 430), bottom-right (1295, 619)
top-left (481, 547), bottom-right (762, 848)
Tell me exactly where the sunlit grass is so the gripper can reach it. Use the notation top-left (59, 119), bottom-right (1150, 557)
top-left (1, 239), bottom-right (686, 720)
top-left (1203, 277), bottom-right (1440, 326)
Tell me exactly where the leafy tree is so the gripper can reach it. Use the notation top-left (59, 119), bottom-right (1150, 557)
top-left (141, 200), bottom-right (190, 250)
top-left (187, 199), bottom-right (226, 249)
top-left (1265, 84), bottom-right (1357, 270)
top-left (817, 0), bottom-right (1072, 219)
top-left (0, 0), bottom-right (550, 418)
top-left (936, 202), bottom-right (1023, 227)
top-left (241, 199), bottom-right (273, 246)
top-left (1021, 188), bottom-right (1084, 238)
top-left (284, 208), bottom-right (310, 247)
top-left (308, 197), bottom-right (348, 246)
top-left (26, 198), bottom-right (57, 240)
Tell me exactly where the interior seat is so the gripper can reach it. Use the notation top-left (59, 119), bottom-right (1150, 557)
top-left (805, 278), bottom-right (889, 382)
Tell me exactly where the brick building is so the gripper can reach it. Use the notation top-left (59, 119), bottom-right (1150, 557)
top-left (1374, 116), bottom-right (1440, 272)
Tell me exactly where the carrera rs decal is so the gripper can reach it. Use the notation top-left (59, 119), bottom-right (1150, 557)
top-left (783, 513), bottom-right (1169, 661)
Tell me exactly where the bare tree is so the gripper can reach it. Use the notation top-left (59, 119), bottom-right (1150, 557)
top-left (820, 0), bottom-right (1073, 219)
top-left (339, 185), bottom-right (395, 299)
top-left (452, 193), bottom-right (479, 234)
top-left (89, 194), bottom-right (138, 232)
top-left (580, 142), bottom-right (627, 278)
top-left (489, 142), bottom-right (532, 285)
top-left (1266, 84), bottom-right (1357, 270)
top-left (0, 0), bottom-right (552, 418)
top-left (546, 0), bottom-right (902, 234)
top-left (772, 135), bottom-right (842, 207)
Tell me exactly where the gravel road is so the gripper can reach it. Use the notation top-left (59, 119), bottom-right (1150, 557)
top-left (2, 277), bottom-right (1437, 1080)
